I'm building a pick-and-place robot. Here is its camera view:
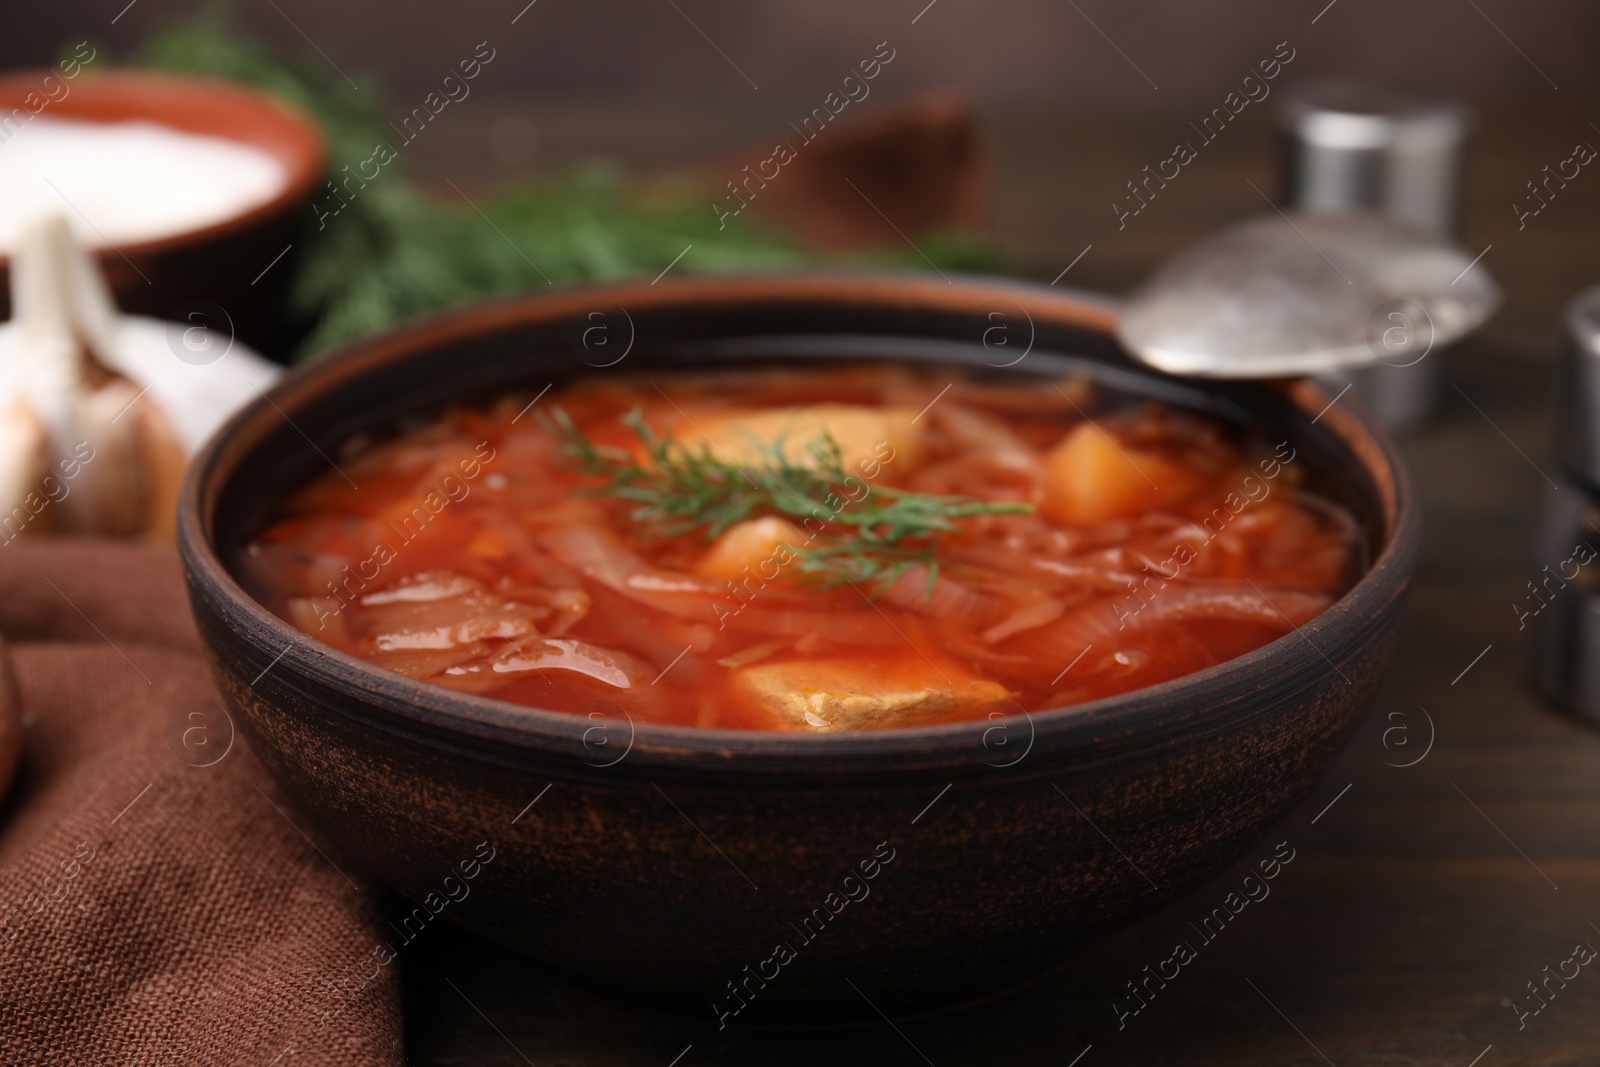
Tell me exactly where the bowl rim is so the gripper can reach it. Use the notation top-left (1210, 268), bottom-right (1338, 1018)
top-left (0, 67), bottom-right (327, 262)
top-left (177, 270), bottom-right (1420, 767)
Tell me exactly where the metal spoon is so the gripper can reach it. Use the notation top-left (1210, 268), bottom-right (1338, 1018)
top-left (1116, 211), bottom-right (1500, 378)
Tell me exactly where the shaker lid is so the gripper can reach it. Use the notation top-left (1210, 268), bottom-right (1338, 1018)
top-left (1280, 81), bottom-right (1470, 150)
top-left (1558, 286), bottom-right (1600, 489)
top-left (1567, 285), bottom-right (1600, 351)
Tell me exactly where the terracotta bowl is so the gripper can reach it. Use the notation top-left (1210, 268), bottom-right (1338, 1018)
top-left (176, 273), bottom-right (1420, 1021)
top-left (0, 68), bottom-right (326, 357)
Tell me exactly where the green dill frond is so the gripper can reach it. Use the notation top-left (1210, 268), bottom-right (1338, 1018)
top-left (543, 404), bottom-right (1032, 591)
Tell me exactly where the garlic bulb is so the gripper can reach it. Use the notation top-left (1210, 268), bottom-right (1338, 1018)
top-left (0, 215), bottom-right (279, 540)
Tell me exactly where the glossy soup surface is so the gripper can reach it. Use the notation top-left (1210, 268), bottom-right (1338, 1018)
top-left (242, 366), bottom-right (1363, 731)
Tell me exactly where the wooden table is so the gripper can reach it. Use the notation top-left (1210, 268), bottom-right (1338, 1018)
top-left (401, 102), bottom-right (1600, 1066)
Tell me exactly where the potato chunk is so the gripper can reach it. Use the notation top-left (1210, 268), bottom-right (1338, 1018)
top-left (693, 516), bottom-right (804, 580)
top-left (733, 657), bottom-right (1016, 731)
top-left (693, 404), bottom-right (924, 478)
top-left (1041, 422), bottom-right (1204, 525)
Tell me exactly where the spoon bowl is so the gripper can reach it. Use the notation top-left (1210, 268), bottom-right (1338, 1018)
top-left (1117, 211), bottom-right (1499, 378)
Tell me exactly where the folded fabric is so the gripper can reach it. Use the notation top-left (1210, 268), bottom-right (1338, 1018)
top-left (0, 541), bottom-right (401, 1066)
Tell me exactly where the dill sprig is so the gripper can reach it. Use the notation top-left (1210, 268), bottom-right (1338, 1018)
top-left (545, 404), bottom-right (1032, 590)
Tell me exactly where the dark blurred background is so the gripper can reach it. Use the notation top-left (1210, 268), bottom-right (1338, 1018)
top-left (11, 0), bottom-right (1596, 108)
top-left (10, 0), bottom-right (1599, 333)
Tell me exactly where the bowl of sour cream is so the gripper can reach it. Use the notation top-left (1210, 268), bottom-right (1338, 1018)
top-left (0, 67), bottom-right (326, 356)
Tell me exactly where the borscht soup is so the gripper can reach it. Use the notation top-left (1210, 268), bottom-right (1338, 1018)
top-left (240, 365), bottom-right (1362, 731)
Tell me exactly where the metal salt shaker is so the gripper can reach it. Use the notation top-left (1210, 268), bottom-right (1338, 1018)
top-left (1532, 287), bottom-right (1600, 723)
top-left (1277, 82), bottom-right (1472, 432)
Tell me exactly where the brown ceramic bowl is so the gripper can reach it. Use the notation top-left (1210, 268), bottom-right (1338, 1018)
top-left (177, 273), bottom-right (1420, 1022)
top-left (0, 68), bottom-right (326, 356)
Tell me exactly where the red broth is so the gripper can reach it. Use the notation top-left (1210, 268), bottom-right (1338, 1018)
top-left (241, 366), bottom-right (1362, 731)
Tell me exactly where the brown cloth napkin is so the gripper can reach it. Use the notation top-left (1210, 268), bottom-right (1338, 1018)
top-left (0, 542), bottom-right (401, 1066)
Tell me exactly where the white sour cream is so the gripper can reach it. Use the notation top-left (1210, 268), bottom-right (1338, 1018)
top-left (0, 119), bottom-right (289, 253)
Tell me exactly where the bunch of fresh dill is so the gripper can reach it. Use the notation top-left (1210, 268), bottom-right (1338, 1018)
top-left (548, 406), bottom-right (1031, 591)
top-left (128, 6), bottom-right (1002, 359)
